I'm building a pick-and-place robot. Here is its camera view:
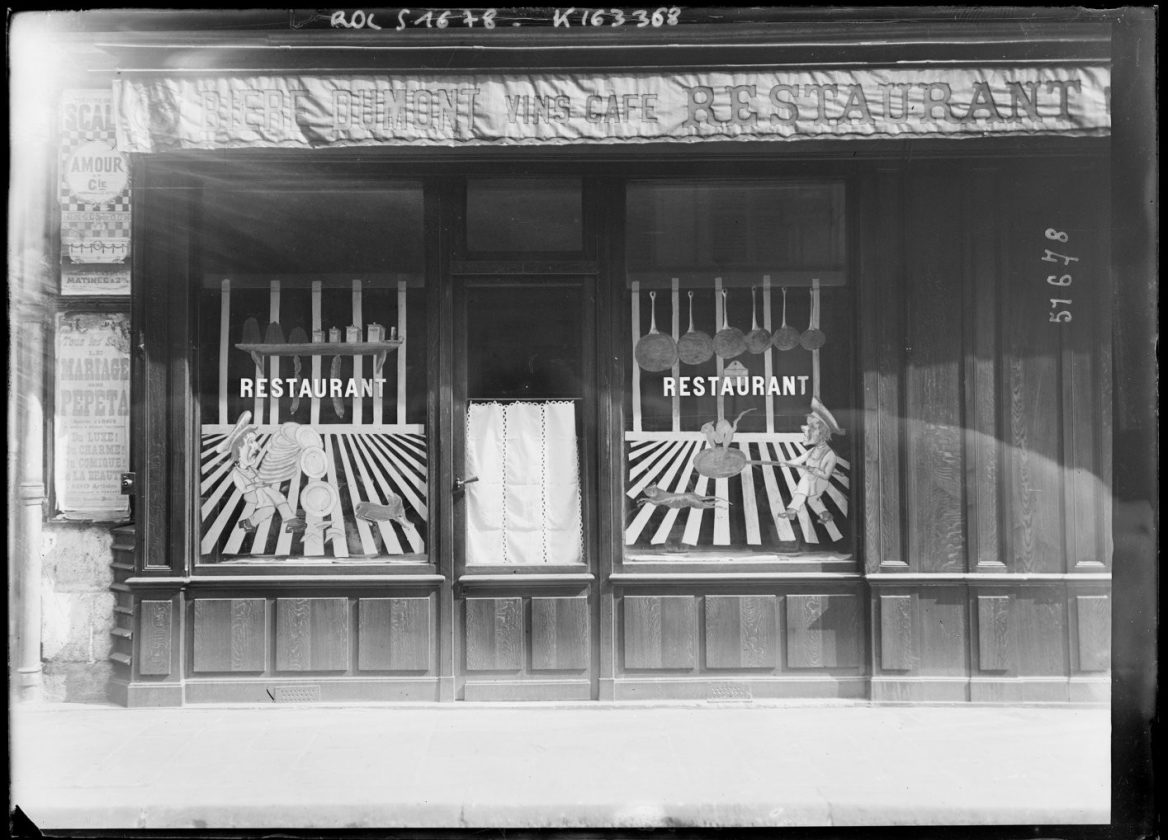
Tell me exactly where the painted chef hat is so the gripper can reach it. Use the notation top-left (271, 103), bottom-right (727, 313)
top-left (216, 410), bottom-right (258, 455)
top-left (808, 397), bottom-right (844, 437)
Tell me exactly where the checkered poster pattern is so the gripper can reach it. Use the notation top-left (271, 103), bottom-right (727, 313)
top-left (60, 89), bottom-right (132, 270)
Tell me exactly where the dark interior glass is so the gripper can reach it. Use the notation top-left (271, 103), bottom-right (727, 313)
top-left (200, 184), bottom-right (424, 275)
top-left (464, 282), bottom-right (584, 399)
top-left (625, 181), bottom-right (845, 275)
top-left (465, 178), bottom-right (583, 253)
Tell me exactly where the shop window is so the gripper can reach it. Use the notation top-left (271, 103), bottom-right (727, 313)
top-left (465, 177), bottom-right (583, 254)
top-left (195, 183), bottom-right (428, 564)
top-left (623, 181), bottom-right (852, 561)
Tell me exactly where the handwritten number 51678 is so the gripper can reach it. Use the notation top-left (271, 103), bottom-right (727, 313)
top-left (1043, 228), bottom-right (1078, 324)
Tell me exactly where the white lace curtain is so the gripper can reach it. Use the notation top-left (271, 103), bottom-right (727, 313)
top-left (465, 401), bottom-right (583, 565)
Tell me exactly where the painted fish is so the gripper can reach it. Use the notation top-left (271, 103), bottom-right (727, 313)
top-left (287, 326), bottom-right (309, 413)
top-left (330, 354), bottom-right (344, 419)
top-left (355, 496), bottom-right (406, 523)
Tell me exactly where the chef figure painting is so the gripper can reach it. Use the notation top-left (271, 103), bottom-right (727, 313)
top-left (775, 396), bottom-right (843, 524)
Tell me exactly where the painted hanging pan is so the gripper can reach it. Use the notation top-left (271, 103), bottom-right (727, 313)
top-left (676, 290), bottom-right (714, 365)
top-left (744, 287), bottom-right (771, 354)
top-left (712, 289), bottom-right (746, 359)
top-left (634, 290), bottom-right (678, 372)
top-left (800, 281), bottom-right (826, 350)
top-left (772, 287), bottom-right (801, 350)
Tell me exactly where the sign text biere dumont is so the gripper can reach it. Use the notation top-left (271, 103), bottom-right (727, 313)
top-left (114, 66), bottom-right (1110, 152)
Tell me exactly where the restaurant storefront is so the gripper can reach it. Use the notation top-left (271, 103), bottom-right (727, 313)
top-left (11, 8), bottom-right (1138, 707)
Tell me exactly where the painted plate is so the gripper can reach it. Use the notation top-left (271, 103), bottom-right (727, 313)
top-left (296, 425), bottom-right (324, 450)
top-left (299, 446), bottom-right (329, 479)
top-left (300, 480), bottom-right (338, 517)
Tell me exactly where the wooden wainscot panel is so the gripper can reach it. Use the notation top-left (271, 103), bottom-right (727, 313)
top-left (1076, 595), bottom-right (1111, 672)
top-left (879, 594), bottom-right (916, 671)
top-left (138, 600), bottom-right (173, 676)
top-left (785, 594), bottom-right (859, 669)
top-left (358, 597), bottom-right (432, 672)
top-left (916, 588), bottom-right (968, 675)
top-left (192, 598), bottom-right (267, 673)
top-left (705, 595), bottom-right (777, 670)
top-left (1012, 590), bottom-right (1067, 676)
top-left (275, 597), bottom-right (351, 672)
top-left (624, 595), bottom-right (696, 670)
top-left (530, 597), bottom-right (589, 671)
top-left (977, 595), bottom-right (1012, 672)
top-left (465, 597), bottom-right (523, 671)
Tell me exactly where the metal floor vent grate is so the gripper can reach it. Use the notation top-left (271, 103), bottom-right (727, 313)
top-left (707, 682), bottom-right (753, 702)
top-left (272, 685), bottom-right (322, 703)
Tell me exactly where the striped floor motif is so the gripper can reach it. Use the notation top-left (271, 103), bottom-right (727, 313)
top-left (624, 433), bottom-right (850, 549)
top-left (200, 428), bottom-right (427, 560)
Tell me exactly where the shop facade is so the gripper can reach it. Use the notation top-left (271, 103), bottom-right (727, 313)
top-left (11, 9), bottom-right (1140, 707)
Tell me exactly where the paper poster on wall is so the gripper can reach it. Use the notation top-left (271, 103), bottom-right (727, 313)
top-left (60, 267), bottom-right (131, 296)
top-left (54, 312), bottom-right (131, 520)
top-left (59, 89), bottom-right (132, 275)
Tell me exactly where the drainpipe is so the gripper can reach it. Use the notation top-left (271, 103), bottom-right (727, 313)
top-left (10, 14), bottom-right (58, 703)
top-left (15, 297), bottom-right (48, 703)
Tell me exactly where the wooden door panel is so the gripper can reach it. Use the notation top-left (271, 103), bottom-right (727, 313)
top-left (530, 597), bottom-right (589, 671)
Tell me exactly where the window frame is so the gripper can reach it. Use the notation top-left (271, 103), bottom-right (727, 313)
top-left (614, 174), bottom-right (859, 574)
top-left (135, 157), bottom-right (442, 579)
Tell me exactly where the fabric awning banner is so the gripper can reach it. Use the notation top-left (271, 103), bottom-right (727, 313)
top-left (114, 66), bottom-right (1110, 152)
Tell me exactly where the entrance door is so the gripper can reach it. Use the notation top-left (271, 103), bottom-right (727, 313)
top-left (451, 276), bottom-right (598, 701)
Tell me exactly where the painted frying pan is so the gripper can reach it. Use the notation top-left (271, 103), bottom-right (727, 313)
top-left (744, 287), bottom-right (771, 354)
top-left (800, 282), bottom-right (826, 350)
top-left (712, 289), bottom-right (746, 359)
top-left (693, 408), bottom-right (755, 478)
top-left (694, 446), bottom-right (748, 479)
top-left (772, 287), bottom-right (801, 351)
top-left (634, 290), bottom-right (678, 373)
top-left (676, 291), bottom-right (714, 365)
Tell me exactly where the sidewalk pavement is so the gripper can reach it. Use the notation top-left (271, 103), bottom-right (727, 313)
top-left (11, 700), bottom-right (1109, 830)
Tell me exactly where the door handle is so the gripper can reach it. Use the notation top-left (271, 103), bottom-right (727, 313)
top-left (454, 476), bottom-right (479, 492)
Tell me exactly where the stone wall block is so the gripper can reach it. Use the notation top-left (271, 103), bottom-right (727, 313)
top-left (41, 525), bottom-right (115, 593)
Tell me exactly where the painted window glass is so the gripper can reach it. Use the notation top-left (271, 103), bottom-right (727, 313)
top-left (623, 181), bottom-right (853, 559)
top-left (196, 183), bottom-right (428, 564)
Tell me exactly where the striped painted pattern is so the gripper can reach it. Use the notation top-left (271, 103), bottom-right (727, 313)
top-left (200, 427), bottom-right (427, 559)
top-left (624, 432), bottom-right (850, 548)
